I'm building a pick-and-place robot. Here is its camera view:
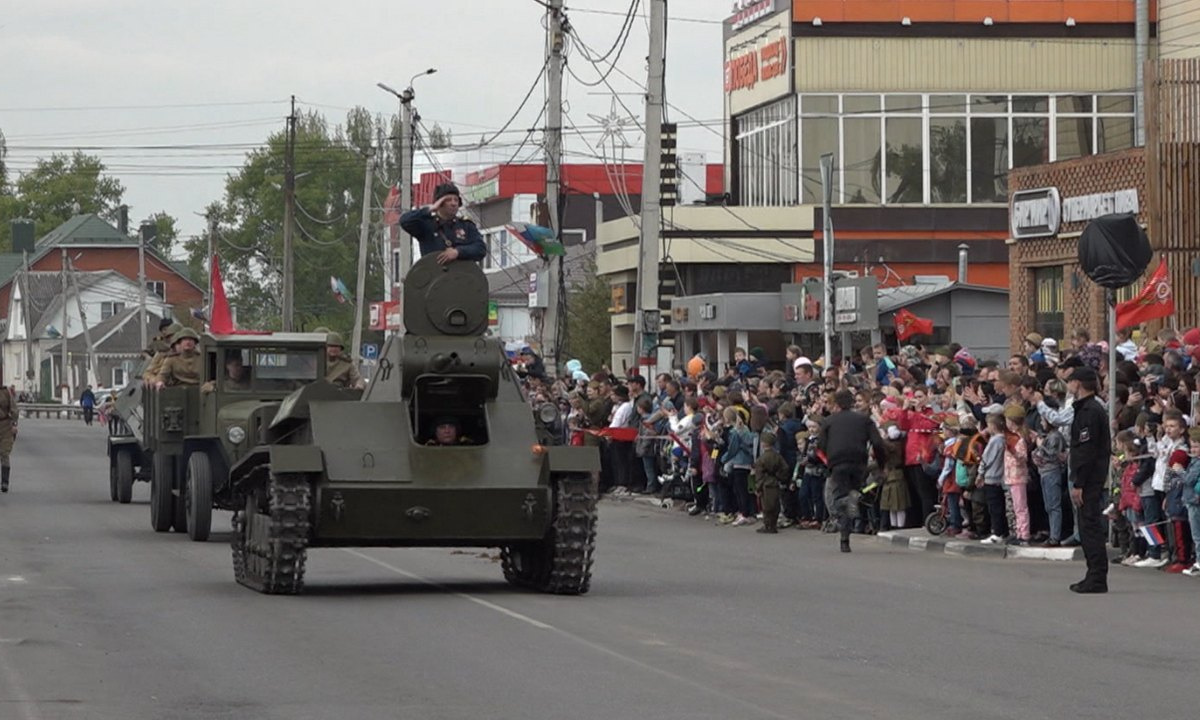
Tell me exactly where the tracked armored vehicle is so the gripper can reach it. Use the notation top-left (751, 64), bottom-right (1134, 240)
top-left (228, 254), bottom-right (600, 595)
top-left (107, 332), bottom-right (335, 541)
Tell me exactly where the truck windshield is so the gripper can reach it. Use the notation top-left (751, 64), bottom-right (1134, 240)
top-left (252, 349), bottom-right (319, 391)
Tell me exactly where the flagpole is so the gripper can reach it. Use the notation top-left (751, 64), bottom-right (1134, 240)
top-left (1108, 288), bottom-right (1117, 432)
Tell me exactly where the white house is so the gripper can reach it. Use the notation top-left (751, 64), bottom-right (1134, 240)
top-left (4, 270), bottom-right (170, 398)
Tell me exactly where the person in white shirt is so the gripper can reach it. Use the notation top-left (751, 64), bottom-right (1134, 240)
top-left (607, 385), bottom-right (637, 491)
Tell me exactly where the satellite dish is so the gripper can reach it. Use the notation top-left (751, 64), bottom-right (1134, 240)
top-left (1078, 213), bottom-right (1152, 290)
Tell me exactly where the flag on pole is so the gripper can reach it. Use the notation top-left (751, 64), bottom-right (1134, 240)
top-left (505, 222), bottom-right (566, 257)
top-left (1116, 258), bottom-right (1174, 330)
top-left (1139, 524), bottom-right (1165, 547)
top-left (894, 308), bottom-right (934, 341)
top-left (330, 276), bottom-right (351, 304)
top-left (209, 254), bottom-right (234, 334)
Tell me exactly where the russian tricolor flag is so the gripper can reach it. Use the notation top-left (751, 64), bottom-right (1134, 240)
top-left (1139, 524), bottom-right (1165, 547)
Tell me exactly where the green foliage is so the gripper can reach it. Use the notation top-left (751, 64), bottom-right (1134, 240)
top-left (563, 257), bottom-right (611, 374)
top-left (201, 109), bottom-right (385, 333)
top-left (0, 150), bottom-right (126, 251)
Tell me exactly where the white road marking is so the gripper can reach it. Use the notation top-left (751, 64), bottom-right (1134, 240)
top-left (341, 549), bottom-right (555, 630)
top-left (343, 549), bottom-right (799, 720)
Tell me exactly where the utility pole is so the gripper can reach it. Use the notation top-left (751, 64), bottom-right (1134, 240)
top-left (20, 251), bottom-right (34, 397)
top-left (66, 257), bottom-right (99, 388)
top-left (60, 248), bottom-right (70, 401)
top-left (137, 221), bottom-right (148, 351)
top-left (352, 150), bottom-right (376, 363)
top-left (282, 95), bottom-right (297, 331)
top-left (542, 0), bottom-right (566, 373)
top-left (634, 0), bottom-right (667, 374)
top-left (819, 153), bottom-right (835, 367)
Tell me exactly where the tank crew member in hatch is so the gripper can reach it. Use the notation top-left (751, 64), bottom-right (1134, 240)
top-left (426, 417), bottom-right (474, 446)
top-left (399, 182), bottom-right (487, 265)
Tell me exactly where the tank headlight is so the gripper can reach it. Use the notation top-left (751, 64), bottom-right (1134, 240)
top-left (537, 403), bottom-right (559, 425)
top-left (227, 425), bottom-right (247, 444)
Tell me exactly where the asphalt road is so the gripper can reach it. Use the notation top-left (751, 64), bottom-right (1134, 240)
top-left (1, 419), bottom-right (1198, 720)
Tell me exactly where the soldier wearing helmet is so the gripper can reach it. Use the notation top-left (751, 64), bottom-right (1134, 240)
top-left (154, 328), bottom-right (203, 388)
top-left (142, 321), bottom-right (183, 383)
top-left (398, 182), bottom-right (486, 266)
top-left (324, 332), bottom-right (364, 389)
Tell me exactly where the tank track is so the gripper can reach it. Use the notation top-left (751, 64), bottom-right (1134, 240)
top-left (501, 473), bottom-right (597, 595)
top-left (231, 473), bottom-right (311, 595)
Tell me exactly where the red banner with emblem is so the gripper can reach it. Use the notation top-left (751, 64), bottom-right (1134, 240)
top-left (894, 308), bottom-right (933, 342)
top-left (1116, 258), bottom-right (1174, 330)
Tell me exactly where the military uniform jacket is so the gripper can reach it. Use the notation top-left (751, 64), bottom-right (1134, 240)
top-left (141, 334), bottom-right (172, 381)
top-left (326, 354), bottom-right (362, 389)
top-left (1069, 395), bottom-right (1111, 488)
top-left (0, 387), bottom-right (16, 433)
top-left (399, 207), bottom-right (486, 261)
top-left (156, 350), bottom-right (203, 386)
top-left (752, 448), bottom-right (789, 489)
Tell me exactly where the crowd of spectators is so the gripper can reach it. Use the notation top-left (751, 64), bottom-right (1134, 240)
top-left (517, 326), bottom-right (1200, 575)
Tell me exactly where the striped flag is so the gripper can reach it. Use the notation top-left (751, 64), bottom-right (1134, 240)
top-left (1139, 524), bottom-right (1165, 547)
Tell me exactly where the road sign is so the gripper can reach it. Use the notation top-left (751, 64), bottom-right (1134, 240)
top-left (362, 343), bottom-right (379, 360)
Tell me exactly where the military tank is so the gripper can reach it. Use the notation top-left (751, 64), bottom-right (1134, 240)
top-left (227, 254), bottom-right (600, 595)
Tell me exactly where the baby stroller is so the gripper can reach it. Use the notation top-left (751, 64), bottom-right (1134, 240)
top-left (656, 435), bottom-right (695, 509)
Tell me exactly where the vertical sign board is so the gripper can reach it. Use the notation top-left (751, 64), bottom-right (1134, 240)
top-left (724, 7), bottom-right (793, 117)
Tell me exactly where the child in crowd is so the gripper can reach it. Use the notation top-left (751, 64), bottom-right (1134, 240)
top-left (978, 413), bottom-right (1010, 544)
top-left (753, 431), bottom-right (789, 534)
top-left (1031, 413), bottom-right (1069, 546)
top-left (1182, 427), bottom-right (1200, 576)
top-left (877, 421), bottom-right (910, 530)
top-left (719, 407), bottom-right (757, 527)
top-left (796, 419), bottom-right (828, 528)
top-left (1002, 405), bottom-right (1032, 545)
top-left (1115, 430), bottom-right (1149, 566)
top-left (937, 416), bottom-right (964, 536)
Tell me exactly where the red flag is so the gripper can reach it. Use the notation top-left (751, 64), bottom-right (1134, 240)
top-left (209, 254), bottom-right (234, 334)
top-left (894, 308), bottom-right (933, 341)
top-left (1116, 258), bottom-right (1174, 330)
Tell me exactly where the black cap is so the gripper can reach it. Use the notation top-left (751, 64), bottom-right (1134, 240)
top-left (1068, 367), bottom-right (1098, 383)
top-left (612, 385), bottom-right (630, 399)
top-left (434, 182), bottom-right (461, 201)
top-left (432, 416), bottom-right (459, 428)
top-left (1060, 355), bottom-right (1084, 369)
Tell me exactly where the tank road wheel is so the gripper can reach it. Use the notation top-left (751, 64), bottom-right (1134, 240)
top-left (150, 453), bottom-right (174, 532)
top-left (185, 452), bottom-right (214, 542)
top-left (231, 473), bottom-right (311, 595)
top-left (501, 473), bottom-right (598, 595)
top-left (116, 450), bottom-right (134, 505)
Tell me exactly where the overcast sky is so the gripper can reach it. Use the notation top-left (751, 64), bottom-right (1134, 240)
top-left (0, 0), bottom-right (734, 240)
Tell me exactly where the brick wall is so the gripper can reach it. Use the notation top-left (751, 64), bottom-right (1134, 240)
top-left (1007, 148), bottom-right (1147, 352)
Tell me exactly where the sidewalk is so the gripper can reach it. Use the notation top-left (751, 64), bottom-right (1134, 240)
top-left (876, 528), bottom-right (1103, 562)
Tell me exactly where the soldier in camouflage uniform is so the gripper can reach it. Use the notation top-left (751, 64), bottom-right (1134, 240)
top-left (0, 385), bottom-right (17, 492)
top-left (324, 332), bottom-right (364, 389)
top-left (154, 328), bottom-right (204, 388)
top-left (142, 321), bottom-right (182, 383)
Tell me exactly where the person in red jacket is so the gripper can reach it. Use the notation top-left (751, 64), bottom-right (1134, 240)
top-left (895, 387), bottom-right (942, 526)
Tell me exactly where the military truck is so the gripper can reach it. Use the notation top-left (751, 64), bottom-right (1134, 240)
top-left (227, 255), bottom-right (600, 595)
top-left (107, 332), bottom-right (336, 541)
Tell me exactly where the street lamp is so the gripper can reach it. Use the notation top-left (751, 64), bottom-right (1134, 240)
top-left (376, 67), bottom-right (436, 336)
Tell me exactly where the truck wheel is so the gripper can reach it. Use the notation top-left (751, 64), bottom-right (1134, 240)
top-left (185, 452), bottom-right (213, 542)
top-left (116, 450), bottom-right (134, 504)
top-left (150, 453), bottom-right (174, 532)
top-left (109, 462), bottom-right (119, 502)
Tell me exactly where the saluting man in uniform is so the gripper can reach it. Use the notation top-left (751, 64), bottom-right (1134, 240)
top-left (325, 332), bottom-right (365, 389)
top-left (154, 328), bottom-right (204, 388)
top-left (1067, 366), bottom-right (1111, 593)
top-left (399, 182), bottom-right (487, 265)
top-left (0, 384), bottom-right (17, 492)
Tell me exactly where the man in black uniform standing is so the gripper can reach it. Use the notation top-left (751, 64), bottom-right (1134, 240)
top-left (819, 389), bottom-right (887, 553)
top-left (1067, 366), bottom-right (1110, 593)
top-left (399, 182), bottom-right (487, 264)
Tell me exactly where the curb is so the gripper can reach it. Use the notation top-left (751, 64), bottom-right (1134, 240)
top-left (876, 530), bottom-right (1085, 562)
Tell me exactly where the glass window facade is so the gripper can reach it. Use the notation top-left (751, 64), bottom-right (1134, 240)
top-left (733, 92), bottom-right (1137, 206)
top-left (734, 96), bottom-right (798, 206)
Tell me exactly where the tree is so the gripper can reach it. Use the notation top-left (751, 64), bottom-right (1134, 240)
top-left (0, 151), bottom-right (126, 251)
top-left (563, 257), bottom-right (612, 374)
top-left (144, 211), bottom-right (179, 256)
top-left (200, 109), bottom-right (385, 332)
top-left (0, 128), bottom-right (8, 194)
top-left (427, 122), bottom-right (452, 150)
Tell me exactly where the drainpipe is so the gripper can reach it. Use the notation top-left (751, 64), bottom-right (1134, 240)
top-left (1135, 0), bottom-right (1149, 146)
top-left (957, 244), bottom-right (969, 284)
